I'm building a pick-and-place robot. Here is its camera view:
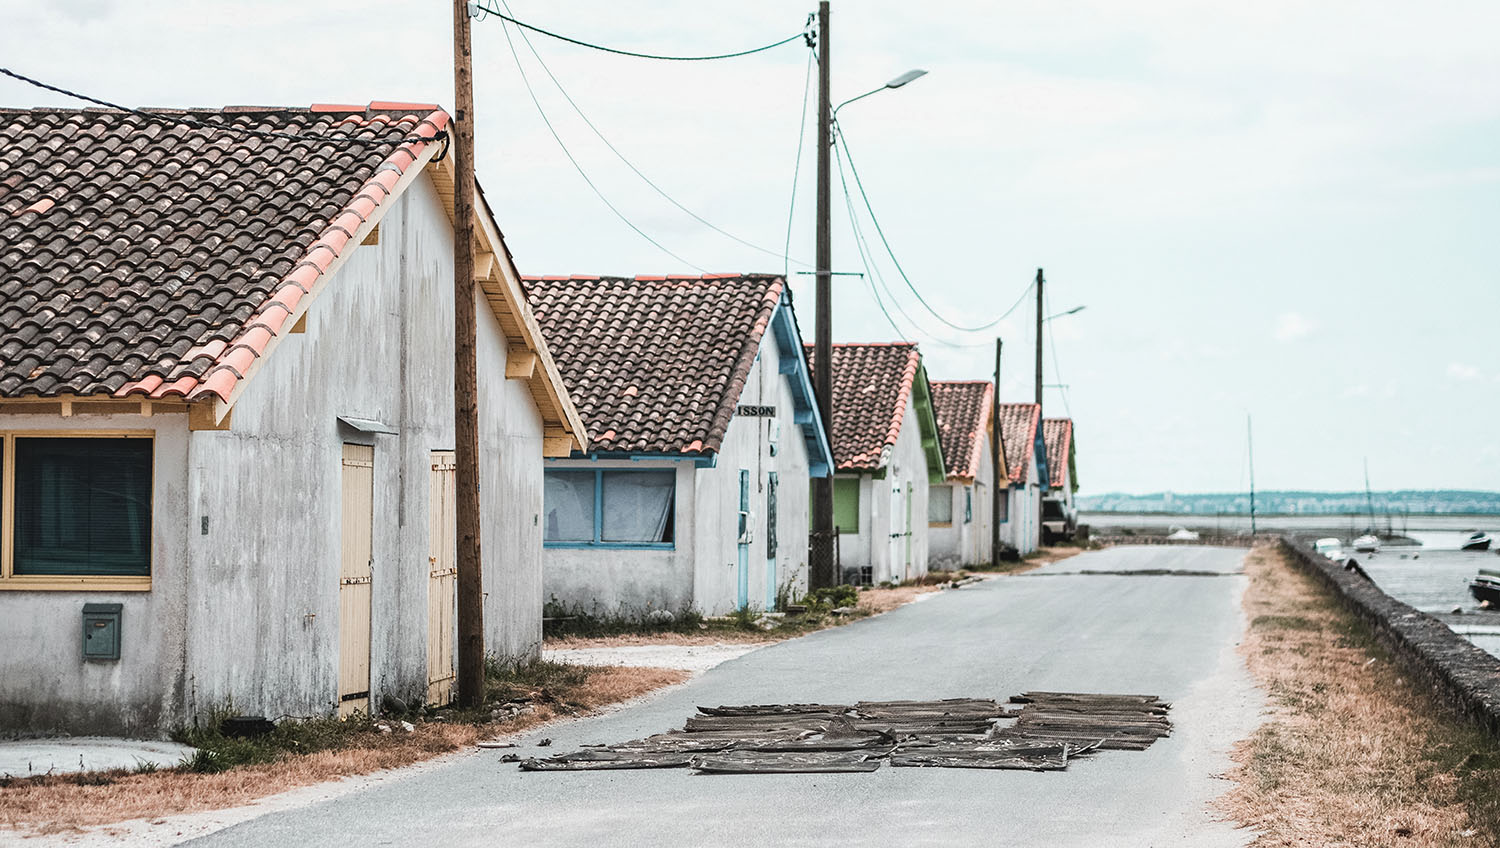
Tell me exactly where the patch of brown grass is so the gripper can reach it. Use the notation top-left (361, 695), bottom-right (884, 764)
top-left (0, 665), bottom-right (687, 835)
top-left (1220, 543), bottom-right (1500, 847)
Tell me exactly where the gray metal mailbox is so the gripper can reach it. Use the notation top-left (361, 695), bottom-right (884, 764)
top-left (82, 603), bottom-right (122, 661)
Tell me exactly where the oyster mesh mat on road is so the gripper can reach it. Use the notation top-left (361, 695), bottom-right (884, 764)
top-left (518, 694), bottom-right (1171, 773)
top-left (174, 545), bottom-right (1259, 848)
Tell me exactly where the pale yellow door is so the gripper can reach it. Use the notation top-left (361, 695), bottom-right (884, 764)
top-left (426, 451), bottom-right (458, 706)
top-left (338, 444), bottom-right (375, 717)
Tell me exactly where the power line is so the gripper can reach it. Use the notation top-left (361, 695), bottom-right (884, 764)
top-left (473, 2), bottom-right (808, 62)
top-left (836, 127), bottom-right (1034, 349)
top-left (497, 18), bottom-right (705, 272)
top-left (497, 0), bottom-right (806, 268)
top-left (0, 66), bottom-right (446, 148)
top-left (782, 47), bottom-right (816, 279)
top-left (837, 128), bottom-right (1026, 333)
top-left (833, 140), bottom-right (907, 340)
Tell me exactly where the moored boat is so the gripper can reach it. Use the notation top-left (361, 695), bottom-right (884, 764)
top-left (1352, 534), bottom-right (1380, 553)
top-left (1462, 531), bottom-right (1492, 552)
top-left (1314, 537), bottom-right (1342, 559)
top-left (1470, 569), bottom-right (1500, 606)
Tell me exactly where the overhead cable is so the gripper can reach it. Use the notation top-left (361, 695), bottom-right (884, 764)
top-left (837, 127), bottom-right (1028, 333)
top-left (497, 18), bottom-right (706, 272)
top-left (828, 138), bottom-right (906, 340)
top-left (782, 47), bottom-right (817, 278)
top-left (0, 66), bottom-right (446, 147)
top-left (498, 0), bottom-right (805, 269)
top-left (473, 3), bottom-right (808, 62)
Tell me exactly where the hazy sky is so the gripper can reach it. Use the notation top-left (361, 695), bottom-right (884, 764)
top-left (4, 1), bottom-right (1497, 494)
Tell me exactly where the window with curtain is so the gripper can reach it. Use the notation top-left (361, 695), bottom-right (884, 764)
top-left (545, 468), bottom-right (675, 546)
top-left (12, 437), bottom-right (152, 576)
top-left (928, 485), bottom-right (953, 524)
top-left (999, 487), bottom-right (1011, 523)
top-left (964, 488), bottom-right (973, 523)
top-left (601, 471), bottom-right (674, 543)
top-left (543, 470), bottom-right (595, 542)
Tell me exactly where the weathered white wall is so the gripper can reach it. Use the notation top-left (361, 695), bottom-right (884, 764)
top-left (543, 321), bottom-right (815, 617)
top-left (188, 172), bottom-right (547, 719)
top-left (0, 172), bottom-right (553, 735)
top-left (837, 393), bottom-right (931, 584)
top-left (541, 459), bottom-right (696, 616)
top-left (691, 327), bottom-right (812, 615)
top-left (0, 415), bottom-right (191, 736)
top-left (929, 435), bottom-right (996, 569)
top-left (1001, 446), bottom-right (1044, 555)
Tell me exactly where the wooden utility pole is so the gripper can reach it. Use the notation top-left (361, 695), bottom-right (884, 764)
top-left (453, 0), bottom-right (485, 709)
top-left (810, 0), bottom-right (835, 589)
top-left (991, 338), bottom-right (1003, 568)
top-left (1034, 267), bottom-right (1044, 419)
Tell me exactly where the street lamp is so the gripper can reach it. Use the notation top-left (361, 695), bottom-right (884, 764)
top-left (833, 69), bottom-right (929, 118)
top-left (1045, 305), bottom-right (1086, 322)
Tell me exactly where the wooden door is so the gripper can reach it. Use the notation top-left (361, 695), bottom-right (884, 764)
top-left (338, 444), bottom-right (375, 717)
top-left (426, 452), bottom-right (458, 706)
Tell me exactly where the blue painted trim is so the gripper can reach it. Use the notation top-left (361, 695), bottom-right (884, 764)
top-left (544, 542), bottom-right (676, 551)
top-left (541, 467), bottom-right (678, 550)
top-left (769, 290), bottom-right (835, 477)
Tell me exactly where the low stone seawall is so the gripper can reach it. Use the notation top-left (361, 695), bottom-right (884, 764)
top-left (1094, 534), bottom-right (1256, 547)
top-left (1278, 536), bottom-right (1500, 736)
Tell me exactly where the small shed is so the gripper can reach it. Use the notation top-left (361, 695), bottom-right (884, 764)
top-left (996, 402), bottom-right (1048, 555)
top-left (527, 274), bottom-right (832, 617)
top-left (928, 381), bottom-right (998, 569)
top-left (805, 343), bottom-right (945, 585)
top-left (0, 103), bottom-right (585, 736)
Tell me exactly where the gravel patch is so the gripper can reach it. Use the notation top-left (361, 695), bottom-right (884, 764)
top-left (543, 643), bottom-right (763, 674)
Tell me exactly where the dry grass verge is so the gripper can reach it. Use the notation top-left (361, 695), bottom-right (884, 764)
top-left (0, 664), bottom-right (687, 836)
top-left (1221, 543), bottom-right (1500, 847)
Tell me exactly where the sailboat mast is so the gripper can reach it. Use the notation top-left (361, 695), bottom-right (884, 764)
top-left (1364, 457), bottom-right (1376, 533)
top-left (1247, 414), bottom-right (1257, 536)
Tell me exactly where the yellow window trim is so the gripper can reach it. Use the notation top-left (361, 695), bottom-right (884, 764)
top-left (0, 430), bottom-right (155, 590)
top-left (0, 575), bottom-right (152, 592)
top-left (928, 521), bottom-right (953, 528)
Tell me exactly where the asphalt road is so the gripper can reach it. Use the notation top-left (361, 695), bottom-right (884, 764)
top-left (188, 545), bottom-right (1262, 848)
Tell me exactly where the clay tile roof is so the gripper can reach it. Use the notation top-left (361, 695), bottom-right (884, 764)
top-left (522, 274), bottom-right (785, 455)
top-left (804, 342), bottom-right (920, 471)
top-left (0, 104), bottom-right (448, 401)
top-left (1043, 417), bottom-right (1073, 488)
top-left (930, 380), bottom-right (994, 481)
top-left (996, 402), bottom-right (1041, 484)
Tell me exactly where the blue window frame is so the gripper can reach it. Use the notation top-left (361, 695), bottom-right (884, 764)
top-left (543, 468), bottom-right (675, 549)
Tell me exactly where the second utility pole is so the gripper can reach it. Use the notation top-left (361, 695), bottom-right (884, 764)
top-left (1034, 267), bottom-right (1044, 418)
top-left (453, 0), bottom-right (485, 708)
top-left (991, 338), bottom-right (1003, 568)
top-left (811, 0), bottom-right (836, 589)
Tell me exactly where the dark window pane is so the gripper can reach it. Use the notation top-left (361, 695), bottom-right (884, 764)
top-left (13, 438), bottom-right (152, 576)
